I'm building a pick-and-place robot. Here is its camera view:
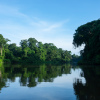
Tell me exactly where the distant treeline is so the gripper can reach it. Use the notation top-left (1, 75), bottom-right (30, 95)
top-left (73, 19), bottom-right (100, 65)
top-left (0, 34), bottom-right (79, 64)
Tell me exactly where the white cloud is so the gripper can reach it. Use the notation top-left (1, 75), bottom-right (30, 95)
top-left (0, 5), bottom-right (27, 18)
top-left (0, 4), bottom-right (80, 54)
top-left (42, 24), bottom-right (60, 32)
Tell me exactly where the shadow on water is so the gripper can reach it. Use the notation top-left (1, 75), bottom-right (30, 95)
top-left (73, 65), bottom-right (100, 100)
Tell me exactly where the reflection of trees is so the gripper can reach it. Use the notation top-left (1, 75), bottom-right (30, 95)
top-left (0, 64), bottom-right (8, 92)
top-left (0, 64), bottom-right (71, 91)
top-left (73, 66), bottom-right (100, 100)
top-left (0, 78), bottom-right (6, 92)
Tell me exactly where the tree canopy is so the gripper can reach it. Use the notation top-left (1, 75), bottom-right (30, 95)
top-left (0, 34), bottom-right (72, 64)
top-left (73, 19), bottom-right (100, 64)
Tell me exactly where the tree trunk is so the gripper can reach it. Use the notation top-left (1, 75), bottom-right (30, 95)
top-left (0, 71), bottom-right (2, 78)
top-left (0, 47), bottom-right (2, 56)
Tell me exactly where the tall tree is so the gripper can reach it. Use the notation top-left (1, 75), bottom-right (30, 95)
top-left (0, 34), bottom-right (10, 56)
top-left (28, 38), bottom-right (37, 50)
top-left (20, 39), bottom-right (28, 50)
top-left (73, 19), bottom-right (100, 64)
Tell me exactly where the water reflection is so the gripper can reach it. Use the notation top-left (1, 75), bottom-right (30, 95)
top-left (73, 66), bottom-right (100, 100)
top-left (0, 63), bottom-right (100, 100)
top-left (0, 63), bottom-right (71, 91)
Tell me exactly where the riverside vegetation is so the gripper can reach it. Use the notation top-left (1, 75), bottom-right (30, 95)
top-left (0, 34), bottom-right (78, 64)
top-left (0, 19), bottom-right (100, 65)
top-left (73, 19), bottom-right (100, 65)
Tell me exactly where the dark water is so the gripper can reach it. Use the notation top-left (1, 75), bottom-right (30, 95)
top-left (0, 64), bottom-right (100, 100)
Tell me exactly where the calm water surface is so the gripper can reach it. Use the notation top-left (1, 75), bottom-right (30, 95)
top-left (0, 64), bottom-right (100, 100)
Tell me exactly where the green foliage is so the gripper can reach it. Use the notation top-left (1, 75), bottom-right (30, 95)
top-left (20, 39), bottom-right (28, 50)
top-left (0, 34), bottom-right (10, 62)
top-left (73, 19), bottom-right (100, 65)
top-left (0, 34), bottom-right (72, 64)
top-left (0, 59), bottom-right (3, 63)
top-left (4, 59), bottom-right (11, 63)
top-left (28, 38), bottom-right (37, 50)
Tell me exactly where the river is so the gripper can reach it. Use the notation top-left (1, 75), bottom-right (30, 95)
top-left (0, 64), bottom-right (100, 100)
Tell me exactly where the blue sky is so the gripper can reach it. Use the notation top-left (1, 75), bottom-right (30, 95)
top-left (0, 0), bottom-right (100, 55)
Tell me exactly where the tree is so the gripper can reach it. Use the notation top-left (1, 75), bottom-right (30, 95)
top-left (20, 40), bottom-right (29, 57)
top-left (44, 43), bottom-right (57, 61)
top-left (37, 42), bottom-right (46, 61)
top-left (62, 50), bottom-right (72, 62)
top-left (0, 34), bottom-right (10, 56)
top-left (0, 34), bottom-right (72, 64)
top-left (73, 19), bottom-right (100, 64)
top-left (20, 39), bottom-right (28, 50)
top-left (28, 38), bottom-right (37, 50)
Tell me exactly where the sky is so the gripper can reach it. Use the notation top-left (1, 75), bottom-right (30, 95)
top-left (0, 0), bottom-right (100, 55)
